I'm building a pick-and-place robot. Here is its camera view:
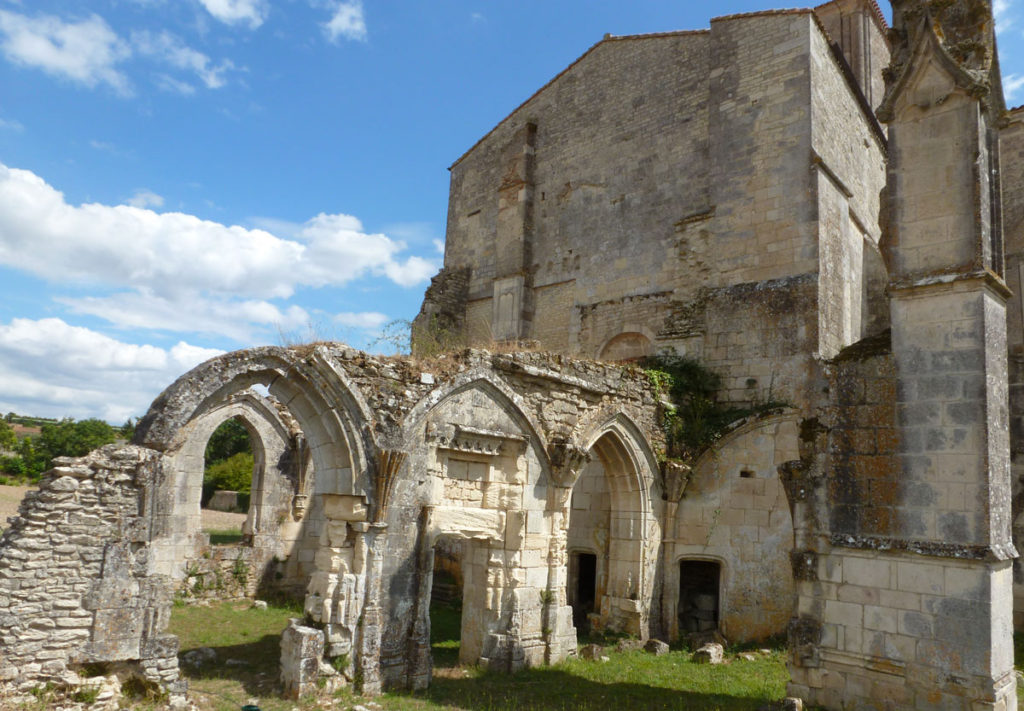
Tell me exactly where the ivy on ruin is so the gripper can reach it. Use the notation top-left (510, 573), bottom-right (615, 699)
top-left (640, 355), bottom-right (786, 462)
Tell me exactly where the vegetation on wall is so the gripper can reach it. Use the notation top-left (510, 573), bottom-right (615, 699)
top-left (641, 355), bottom-right (784, 462)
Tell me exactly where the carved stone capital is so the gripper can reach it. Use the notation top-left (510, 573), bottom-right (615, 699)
top-left (660, 460), bottom-right (691, 503)
top-left (547, 440), bottom-right (591, 488)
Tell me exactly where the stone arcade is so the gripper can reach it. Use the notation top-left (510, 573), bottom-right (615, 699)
top-left (0, 0), bottom-right (1020, 709)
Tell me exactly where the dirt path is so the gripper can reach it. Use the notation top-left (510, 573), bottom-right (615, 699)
top-left (0, 484), bottom-right (245, 531)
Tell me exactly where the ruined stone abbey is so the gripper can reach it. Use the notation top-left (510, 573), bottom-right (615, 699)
top-left (1, 0), bottom-right (1021, 708)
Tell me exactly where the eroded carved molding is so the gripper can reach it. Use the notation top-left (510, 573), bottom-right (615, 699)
top-left (372, 449), bottom-right (406, 523)
top-left (878, 0), bottom-right (1003, 121)
top-left (659, 460), bottom-right (691, 503)
top-left (546, 440), bottom-right (591, 488)
top-left (426, 422), bottom-right (529, 457)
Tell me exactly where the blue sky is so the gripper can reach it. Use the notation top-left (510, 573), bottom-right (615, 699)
top-left (0, 0), bottom-right (1021, 423)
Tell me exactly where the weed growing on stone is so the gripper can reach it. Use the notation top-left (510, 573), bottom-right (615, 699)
top-left (641, 355), bottom-right (786, 461)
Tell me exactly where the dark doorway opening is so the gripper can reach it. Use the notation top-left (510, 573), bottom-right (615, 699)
top-left (430, 539), bottom-right (463, 669)
top-left (678, 560), bottom-right (720, 634)
top-left (569, 551), bottom-right (598, 632)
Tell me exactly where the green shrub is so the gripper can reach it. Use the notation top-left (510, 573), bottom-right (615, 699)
top-left (204, 452), bottom-right (254, 494)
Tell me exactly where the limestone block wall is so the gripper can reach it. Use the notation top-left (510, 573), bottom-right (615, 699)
top-left (668, 275), bottom-right (820, 410)
top-left (422, 7), bottom-right (888, 419)
top-left (813, 0), bottom-right (890, 111)
top-left (1001, 111), bottom-right (1024, 625)
top-left (704, 12), bottom-right (818, 288)
top-left (0, 446), bottom-right (184, 703)
top-left (667, 415), bottom-right (799, 642)
top-left (810, 14), bottom-right (888, 359)
top-left (443, 30), bottom-right (712, 344)
top-left (790, 547), bottom-right (1014, 708)
top-left (820, 333), bottom-right (899, 539)
top-left (1004, 109), bottom-right (1024, 354)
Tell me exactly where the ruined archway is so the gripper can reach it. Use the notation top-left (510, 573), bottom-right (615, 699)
top-left (567, 429), bottom-right (651, 636)
top-left (149, 389), bottom-right (318, 597)
top-left (394, 375), bottom-right (557, 687)
top-left (135, 346), bottom-right (374, 500)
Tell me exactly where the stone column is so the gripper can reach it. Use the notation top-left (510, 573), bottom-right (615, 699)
top-left (790, 2), bottom-right (1017, 708)
top-left (357, 523), bottom-right (388, 695)
top-left (544, 486), bottom-right (578, 663)
top-left (879, 2), bottom-right (1014, 707)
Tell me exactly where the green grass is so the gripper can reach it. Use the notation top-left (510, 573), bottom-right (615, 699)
top-left (168, 599), bottom-right (301, 711)
top-left (206, 528), bottom-right (244, 545)
top-left (167, 599), bottom-right (791, 711)
top-left (429, 599), bottom-right (462, 668)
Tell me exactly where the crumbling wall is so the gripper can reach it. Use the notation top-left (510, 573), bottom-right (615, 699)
top-left (660, 276), bottom-right (820, 410)
top-left (287, 347), bottom-right (665, 693)
top-left (666, 414), bottom-right (799, 643)
top-left (0, 446), bottom-right (185, 706)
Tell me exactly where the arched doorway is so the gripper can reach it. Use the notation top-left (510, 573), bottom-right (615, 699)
top-left (566, 429), bottom-right (652, 637)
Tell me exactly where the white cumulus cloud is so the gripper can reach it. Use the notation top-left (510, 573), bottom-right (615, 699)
top-left (0, 317), bottom-right (223, 421)
top-left (324, 1), bottom-right (367, 43)
top-left (58, 290), bottom-right (311, 342)
top-left (198, 0), bottom-right (268, 30)
top-left (132, 30), bottom-right (236, 90)
top-left (1005, 74), bottom-right (1024, 103)
top-left (0, 162), bottom-right (438, 341)
top-left (127, 189), bottom-right (164, 209)
top-left (0, 10), bottom-right (131, 94)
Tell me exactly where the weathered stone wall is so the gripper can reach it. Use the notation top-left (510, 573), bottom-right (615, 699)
top-left (810, 12), bottom-right (888, 359)
top-left (814, 0), bottom-right (890, 110)
top-left (0, 446), bottom-right (185, 705)
top-left (1001, 110), bottom-right (1024, 626)
top-left (788, 1), bottom-right (1017, 706)
top-left (667, 414), bottom-right (799, 643)
top-left (442, 30), bottom-right (711, 348)
top-left (420, 4), bottom-right (889, 418)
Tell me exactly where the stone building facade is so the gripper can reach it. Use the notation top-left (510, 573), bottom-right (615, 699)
top-left (414, 0), bottom-right (895, 653)
top-left (0, 1), bottom-right (1020, 710)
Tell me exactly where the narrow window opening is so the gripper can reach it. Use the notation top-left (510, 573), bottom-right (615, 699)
top-left (740, 469), bottom-right (755, 479)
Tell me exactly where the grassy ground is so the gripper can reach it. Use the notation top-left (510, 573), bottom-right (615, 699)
top-left (169, 599), bottom-right (790, 711)
top-left (206, 528), bottom-right (244, 545)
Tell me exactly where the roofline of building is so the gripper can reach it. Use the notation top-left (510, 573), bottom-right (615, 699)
top-left (448, 30), bottom-right (709, 170)
top-left (813, 0), bottom-right (890, 34)
top-left (448, 5), bottom-right (888, 171)
top-left (710, 7), bottom-right (814, 23)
